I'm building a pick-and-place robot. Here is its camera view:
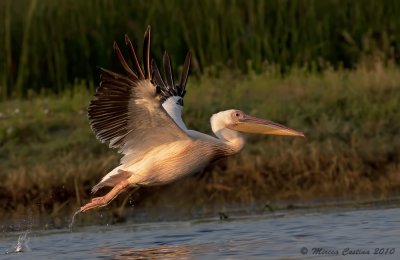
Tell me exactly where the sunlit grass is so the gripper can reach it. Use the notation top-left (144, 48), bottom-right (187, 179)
top-left (0, 65), bottom-right (399, 222)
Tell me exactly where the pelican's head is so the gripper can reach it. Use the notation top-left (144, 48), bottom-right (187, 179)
top-left (212, 109), bottom-right (304, 137)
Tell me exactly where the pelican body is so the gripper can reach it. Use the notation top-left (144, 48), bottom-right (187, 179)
top-left (78, 27), bottom-right (304, 213)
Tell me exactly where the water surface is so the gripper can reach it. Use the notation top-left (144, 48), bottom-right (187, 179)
top-left (1, 206), bottom-right (399, 259)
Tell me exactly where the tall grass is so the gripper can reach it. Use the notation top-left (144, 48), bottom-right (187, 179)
top-left (1, 0), bottom-right (400, 99)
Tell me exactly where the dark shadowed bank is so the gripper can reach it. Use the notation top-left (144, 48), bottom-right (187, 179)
top-left (1, 66), bottom-right (399, 227)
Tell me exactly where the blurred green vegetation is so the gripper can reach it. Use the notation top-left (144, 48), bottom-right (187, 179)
top-left (1, 66), bottom-right (399, 219)
top-left (1, 0), bottom-right (400, 99)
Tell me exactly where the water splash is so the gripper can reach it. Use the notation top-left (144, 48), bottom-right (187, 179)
top-left (6, 230), bottom-right (31, 254)
top-left (15, 230), bottom-right (31, 252)
top-left (69, 209), bottom-right (81, 230)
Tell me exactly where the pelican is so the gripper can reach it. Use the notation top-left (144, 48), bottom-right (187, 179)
top-left (78, 26), bottom-right (304, 213)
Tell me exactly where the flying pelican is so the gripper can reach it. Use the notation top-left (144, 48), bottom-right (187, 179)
top-left (78, 26), bottom-right (304, 213)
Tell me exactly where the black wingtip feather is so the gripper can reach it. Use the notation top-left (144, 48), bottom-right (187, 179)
top-left (125, 34), bottom-right (145, 80)
top-left (113, 42), bottom-right (137, 79)
top-left (179, 51), bottom-right (191, 92)
top-left (150, 50), bottom-right (192, 103)
top-left (143, 26), bottom-right (151, 79)
top-left (151, 59), bottom-right (166, 89)
top-left (163, 51), bottom-right (175, 89)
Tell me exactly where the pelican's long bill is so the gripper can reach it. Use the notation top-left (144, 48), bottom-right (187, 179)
top-left (229, 115), bottom-right (305, 137)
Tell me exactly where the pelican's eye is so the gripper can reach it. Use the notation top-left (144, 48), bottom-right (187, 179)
top-left (231, 111), bottom-right (245, 121)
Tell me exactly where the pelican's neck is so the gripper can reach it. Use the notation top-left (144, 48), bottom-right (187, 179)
top-left (162, 96), bottom-right (187, 130)
top-left (210, 112), bottom-right (245, 154)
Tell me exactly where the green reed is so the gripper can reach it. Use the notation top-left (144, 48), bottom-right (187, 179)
top-left (1, 0), bottom-right (400, 99)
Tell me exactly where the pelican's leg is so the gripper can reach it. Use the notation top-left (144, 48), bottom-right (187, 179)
top-left (80, 179), bottom-right (131, 213)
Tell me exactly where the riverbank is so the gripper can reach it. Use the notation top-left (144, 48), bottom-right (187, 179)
top-left (1, 65), bottom-right (399, 222)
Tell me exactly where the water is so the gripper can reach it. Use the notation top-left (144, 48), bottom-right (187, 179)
top-left (1, 206), bottom-right (400, 259)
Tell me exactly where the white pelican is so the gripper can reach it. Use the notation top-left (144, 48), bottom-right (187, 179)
top-left (78, 26), bottom-right (304, 213)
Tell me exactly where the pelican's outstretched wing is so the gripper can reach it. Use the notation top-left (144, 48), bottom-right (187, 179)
top-left (88, 26), bottom-right (190, 160)
top-left (152, 51), bottom-right (191, 130)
